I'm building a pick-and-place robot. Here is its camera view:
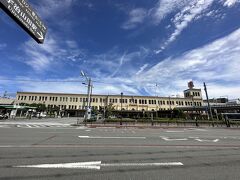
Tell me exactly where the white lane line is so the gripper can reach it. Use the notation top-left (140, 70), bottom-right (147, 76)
top-left (78, 136), bottom-right (146, 139)
top-left (85, 130), bottom-right (91, 132)
top-left (195, 138), bottom-right (219, 142)
top-left (15, 161), bottom-right (102, 170)
top-left (186, 128), bottom-right (207, 131)
top-left (188, 136), bottom-right (199, 139)
top-left (160, 136), bottom-right (188, 141)
top-left (14, 161), bottom-right (183, 170)
top-left (101, 162), bottom-right (184, 167)
top-left (96, 127), bottom-right (116, 129)
top-left (76, 126), bottom-right (87, 129)
top-left (166, 131), bottom-right (185, 133)
top-left (0, 125), bottom-right (10, 128)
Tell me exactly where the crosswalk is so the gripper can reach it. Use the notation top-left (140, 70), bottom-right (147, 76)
top-left (0, 124), bottom-right (72, 129)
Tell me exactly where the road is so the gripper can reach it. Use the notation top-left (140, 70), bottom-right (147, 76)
top-left (0, 118), bottom-right (240, 180)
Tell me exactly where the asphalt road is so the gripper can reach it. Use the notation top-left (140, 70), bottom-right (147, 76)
top-left (0, 119), bottom-right (240, 180)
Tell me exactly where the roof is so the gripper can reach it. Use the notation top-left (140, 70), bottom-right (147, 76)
top-left (16, 91), bottom-right (188, 100)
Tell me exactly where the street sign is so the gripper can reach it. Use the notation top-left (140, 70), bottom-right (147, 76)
top-left (0, 0), bottom-right (47, 43)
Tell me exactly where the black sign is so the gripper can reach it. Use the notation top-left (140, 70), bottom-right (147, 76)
top-left (0, 0), bottom-right (47, 43)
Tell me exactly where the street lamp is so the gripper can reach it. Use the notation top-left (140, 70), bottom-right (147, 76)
top-left (80, 71), bottom-right (93, 124)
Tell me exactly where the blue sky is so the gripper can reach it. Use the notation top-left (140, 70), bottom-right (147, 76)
top-left (0, 0), bottom-right (240, 99)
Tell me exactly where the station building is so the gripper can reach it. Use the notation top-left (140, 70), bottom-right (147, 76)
top-left (15, 82), bottom-right (203, 114)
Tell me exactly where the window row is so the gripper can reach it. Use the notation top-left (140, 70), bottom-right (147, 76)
top-left (17, 95), bottom-right (202, 107)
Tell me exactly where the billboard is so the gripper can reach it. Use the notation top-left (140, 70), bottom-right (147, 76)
top-left (0, 0), bottom-right (47, 43)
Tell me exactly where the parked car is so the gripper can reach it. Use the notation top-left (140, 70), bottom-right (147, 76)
top-left (32, 112), bottom-right (47, 118)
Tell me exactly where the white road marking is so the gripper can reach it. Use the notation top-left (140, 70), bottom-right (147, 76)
top-left (85, 130), bottom-right (91, 132)
top-left (186, 128), bottom-right (207, 131)
top-left (188, 136), bottom-right (199, 139)
top-left (0, 125), bottom-right (10, 128)
top-left (78, 136), bottom-right (146, 139)
top-left (195, 138), bottom-right (219, 142)
top-left (14, 161), bottom-right (183, 170)
top-left (15, 161), bottom-right (102, 170)
top-left (160, 136), bottom-right (188, 141)
top-left (96, 127), bottom-right (115, 129)
top-left (76, 126), bottom-right (87, 129)
top-left (166, 131), bottom-right (185, 133)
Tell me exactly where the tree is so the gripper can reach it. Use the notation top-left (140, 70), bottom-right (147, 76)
top-left (105, 103), bottom-right (115, 118)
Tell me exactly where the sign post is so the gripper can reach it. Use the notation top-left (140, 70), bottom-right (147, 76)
top-left (0, 0), bottom-right (47, 43)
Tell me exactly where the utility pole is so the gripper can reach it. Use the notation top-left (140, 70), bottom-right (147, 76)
top-left (120, 92), bottom-right (123, 125)
top-left (86, 78), bottom-right (92, 121)
top-left (80, 71), bottom-right (92, 125)
top-left (204, 82), bottom-right (214, 127)
top-left (169, 96), bottom-right (173, 119)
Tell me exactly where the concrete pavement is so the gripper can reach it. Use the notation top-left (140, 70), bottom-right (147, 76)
top-left (0, 118), bottom-right (239, 179)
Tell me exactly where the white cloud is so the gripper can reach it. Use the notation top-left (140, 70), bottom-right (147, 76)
top-left (33, 0), bottom-right (76, 19)
top-left (4, 24), bottom-right (240, 99)
top-left (151, 0), bottom-right (193, 24)
top-left (17, 28), bottom-right (240, 98)
top-left (22, 34), bottom-right (85, 72)
top-left (86, 47), bottom-right (150, 78)
top-left (156, 0), bottom-right (214, 53)
top-left (136, 28), bottom-right (240, 99)
top-left (136, 64), bottom-right (148, 75)
top-left (0, 43), bottom-right (7, 50)
top-left (122, 8), bottom-right (147, 29)
top-left (222, 0), bottom-right (240, 7)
